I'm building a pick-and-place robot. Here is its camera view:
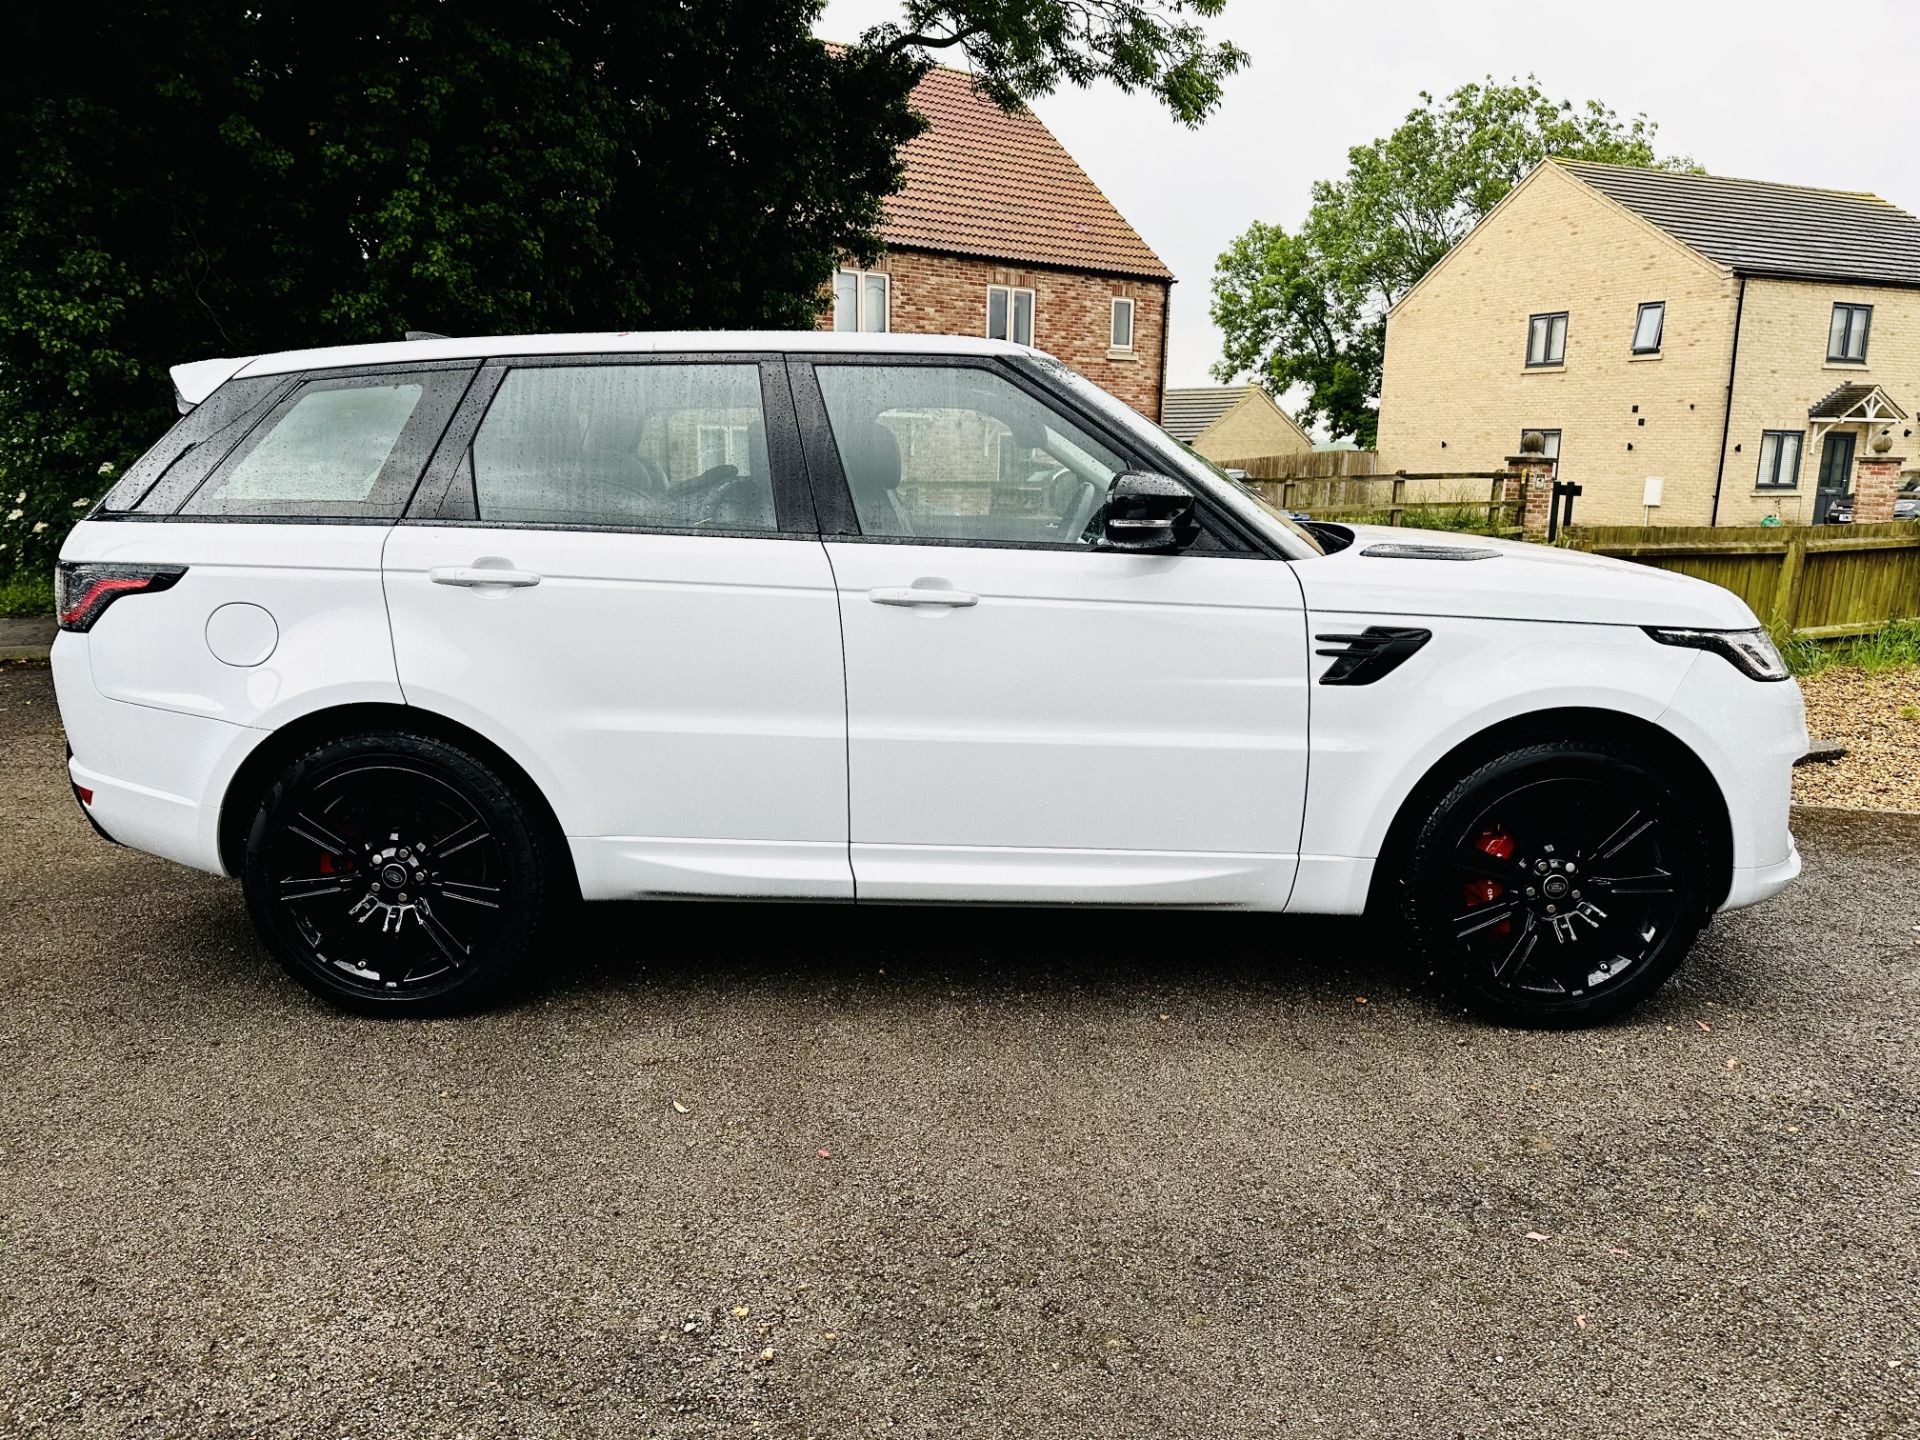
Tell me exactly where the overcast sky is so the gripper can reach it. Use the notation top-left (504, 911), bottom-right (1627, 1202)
top-left (817, 0), bottom-right (1920, 388)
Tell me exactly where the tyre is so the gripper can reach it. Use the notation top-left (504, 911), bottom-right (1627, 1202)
top-left (241, 730), bottom-right (551, 1015)
top-left (1399, 740), bottom-right (1706, 1028)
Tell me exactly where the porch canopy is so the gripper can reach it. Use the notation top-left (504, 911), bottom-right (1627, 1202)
top-left (1808, 382), bottom-right (1907, 444)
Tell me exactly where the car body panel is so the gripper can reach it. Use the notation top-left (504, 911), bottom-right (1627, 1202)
top-left (824, 540), bottom-right (1311, 906)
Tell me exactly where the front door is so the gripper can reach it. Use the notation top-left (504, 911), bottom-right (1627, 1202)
top-left (384, 355), bottom-right (852, 900)
top-left (1815, 430), bottom-right (1856, 523)
top-left (795, 357), bottom-right (1311, 908)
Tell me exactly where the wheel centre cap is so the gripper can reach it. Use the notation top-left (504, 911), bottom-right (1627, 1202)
top-left (380, 863), bottom-right (410, 889)
top-left (1541, 874), bottom-right (1571, 900)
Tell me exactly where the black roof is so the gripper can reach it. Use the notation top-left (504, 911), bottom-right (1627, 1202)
top-left (1558, 160), bottom-right (1920, 289)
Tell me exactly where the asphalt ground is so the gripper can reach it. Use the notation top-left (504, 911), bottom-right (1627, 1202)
top-left (1, 658), bottom-right (1914, 1439)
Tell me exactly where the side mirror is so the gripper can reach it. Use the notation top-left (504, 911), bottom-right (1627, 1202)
top-left (1100, 472), bottom-right (1200, 553)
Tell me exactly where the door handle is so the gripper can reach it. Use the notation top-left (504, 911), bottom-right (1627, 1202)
top-left (868, 586), bottom-right (978, 608)
top-left (430, 566), bottom-right (542, 589)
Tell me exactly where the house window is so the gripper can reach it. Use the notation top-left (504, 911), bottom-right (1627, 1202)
top-left (1827, 303), bottom-right (1871, 363)
top-left (1521, 428), bottom-right (1562, 477)
top-left (1756, 430), bottom-right (1804, 489)
top-left (1526, 312), bottom-right (1568, 367)
top-left (697, 422), bottom-right (752, 473)
top-left (1110, 297), bottom-right (1135, 351)
top-left (833, 269), bottom-right (889, 333)
top-left (1632, 301), bottom-right (1665, 354)
top-left (987, 285), bottom-right (1035, 346)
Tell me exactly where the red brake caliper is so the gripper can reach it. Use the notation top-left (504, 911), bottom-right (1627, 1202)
top-left (1463, 827), bottom-right (1514, 936)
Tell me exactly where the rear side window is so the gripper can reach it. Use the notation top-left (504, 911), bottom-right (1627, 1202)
top-left (96, 375), bottom-right (290, 514)
top-left (470, 364), bottom-right (777, 531)
top-left (181, 368), bottom-right (471, 519)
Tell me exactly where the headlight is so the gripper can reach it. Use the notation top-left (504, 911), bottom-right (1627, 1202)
top-left (1643, 626), bottom-right (1791, 682)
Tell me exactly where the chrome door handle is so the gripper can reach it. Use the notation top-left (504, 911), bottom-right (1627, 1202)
top-left (430, 566), bottom-right (542, 589)
top-left (868, 586), bottom-right (978, 608)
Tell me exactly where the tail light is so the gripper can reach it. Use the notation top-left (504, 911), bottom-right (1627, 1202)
top-left (54, 563), bottom-right (187, 633)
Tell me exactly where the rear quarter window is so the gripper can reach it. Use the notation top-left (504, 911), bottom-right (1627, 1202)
top-left (179, 367), bottom-right (473, 520)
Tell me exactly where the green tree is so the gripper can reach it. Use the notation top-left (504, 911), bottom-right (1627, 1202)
top-left (1210, 77), bottom-right (1699, 447)
top-left (2, 2), bottom-right (1245, 578)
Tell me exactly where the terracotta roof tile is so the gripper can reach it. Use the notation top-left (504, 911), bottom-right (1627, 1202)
top-left (884, 67), bottom-right (1173, 282)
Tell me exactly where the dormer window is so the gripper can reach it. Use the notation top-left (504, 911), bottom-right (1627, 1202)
top-left (1526, 312), bottom-right (1568, 367)
top-left (1828, 303), bottom-right (1871, 363)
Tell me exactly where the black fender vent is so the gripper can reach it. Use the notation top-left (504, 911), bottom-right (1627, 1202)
top-left (1314, 626), bottom-right (1433, 685)
top-left (1360, 543), bottom-right (1498, 561)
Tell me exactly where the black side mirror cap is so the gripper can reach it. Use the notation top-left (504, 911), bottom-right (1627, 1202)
top-left (1100, 472), bottom-right (1200, 553)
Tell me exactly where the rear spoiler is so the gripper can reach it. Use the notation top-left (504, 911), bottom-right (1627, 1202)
top-left (169, 355), bottom-right (255, 414)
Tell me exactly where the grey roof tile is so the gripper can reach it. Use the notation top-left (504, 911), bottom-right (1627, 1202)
top-left (1558, 160), bottom-right (1920, 288)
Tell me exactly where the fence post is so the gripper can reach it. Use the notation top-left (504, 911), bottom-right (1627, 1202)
top-left (1770, 531), bottom-right (1808, 634)
top-left (1390, 474), bottom-right (1406, 527)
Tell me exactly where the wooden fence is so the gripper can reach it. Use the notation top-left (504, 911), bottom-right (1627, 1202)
top-left (1562, 521), bottom-right (1920, 638)
top-left (1238, 471), bottom-right (1521, 536)
top-left (1217, 450), bottom-right (1379, 479)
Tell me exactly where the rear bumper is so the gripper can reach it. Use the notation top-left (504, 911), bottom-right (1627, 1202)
top-left (53, 634), bottom-right (265, 876)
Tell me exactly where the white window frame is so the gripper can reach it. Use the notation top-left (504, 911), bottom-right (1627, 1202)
top-left (833, 268), bottom-right (889, 334)
top-left (1110, 297), bottom-right (1135, 352)
top-left (986, 284), bottom-right (1036, 346)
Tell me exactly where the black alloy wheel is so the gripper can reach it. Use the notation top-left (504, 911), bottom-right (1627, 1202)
top-left (1402, 741), bottom-right (1706, 1027)
top-left (242, 731), bottom-right (549, 1014)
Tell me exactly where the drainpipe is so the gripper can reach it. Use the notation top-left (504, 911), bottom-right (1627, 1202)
top-left (1156, 279), bottom-right (1172, 424)
top-left (1709, 276), bottom-right (1748, 527)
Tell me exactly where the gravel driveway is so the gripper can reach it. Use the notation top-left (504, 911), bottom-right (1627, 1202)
top-left (1, 659), bottom-right (1914, 1439)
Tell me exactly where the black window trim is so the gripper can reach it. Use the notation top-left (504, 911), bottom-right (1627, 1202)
top-left (403, 351), bottom-right (821, 540)
top-left (1827, 302), bottom-right (1872, 364)
top-left (88, 373), bottom-right (302, 522)
top-left (171, 362), bottom-right (479, 522)
top-left (1526, 311), bottom-right (1569, 368)
top-left (1631, 300), bottom-right (1666, 355)
top-left (1755, 428), bottom-right (1805, 490)
top-left (783, 351), bottom-right (1275, 559)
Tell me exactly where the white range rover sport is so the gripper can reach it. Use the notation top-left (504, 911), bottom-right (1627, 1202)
top-left (52, 332), bottom-right (1806, 1024)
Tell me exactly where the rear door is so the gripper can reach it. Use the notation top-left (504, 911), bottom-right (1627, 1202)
top-left (383, 354), bottom-right (851, 901)
top-left (791, 356), bottom-right (1312, 907)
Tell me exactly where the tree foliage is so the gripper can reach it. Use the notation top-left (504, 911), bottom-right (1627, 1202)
top-left (1211, 77), bottom-right (1699, 446)
top-left (2, 1), bottom-right (1245, 574)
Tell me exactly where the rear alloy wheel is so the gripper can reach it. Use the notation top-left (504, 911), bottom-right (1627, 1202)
top-left (1402, 742), bottom-right (1706, 1028)
top-left (242, 731), bottom-right (549, 1014)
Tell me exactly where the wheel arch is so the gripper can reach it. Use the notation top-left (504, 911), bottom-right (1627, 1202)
top-left (216, 702), bottom-right (579, 898)
top-left (1363, 706), bottom-right (1734, 917)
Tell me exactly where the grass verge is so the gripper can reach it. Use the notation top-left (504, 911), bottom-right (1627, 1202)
top-left (0, 570), bottom-right (53, 618)
top-left (1781, 617), bottom-right (1920, 677)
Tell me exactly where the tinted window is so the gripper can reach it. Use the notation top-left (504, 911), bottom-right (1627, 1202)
top-left (97, 375), bottom-right (288, 514)
top-left (182, 369), bottom-right (469, 518)
top-left (815, 364), bottom-right (1125, 545)
top-left (471, 364), bottom-right (776, 531)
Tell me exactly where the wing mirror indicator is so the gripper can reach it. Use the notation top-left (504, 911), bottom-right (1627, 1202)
top-left (1100, 472), bottom-right (1200, 553)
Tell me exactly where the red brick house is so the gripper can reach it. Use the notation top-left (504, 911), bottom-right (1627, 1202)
top-left (819, 66), bottom-right (1174, 420)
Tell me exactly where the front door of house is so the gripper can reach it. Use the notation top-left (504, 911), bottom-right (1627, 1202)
top-left (1815, 431), bottom-right (1856, 524)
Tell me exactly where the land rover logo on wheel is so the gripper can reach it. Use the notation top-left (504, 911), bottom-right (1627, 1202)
top-left (1550, 901), bottom-right (1609, 944)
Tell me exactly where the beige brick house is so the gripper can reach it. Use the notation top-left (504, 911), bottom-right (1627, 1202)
top-left (1161, 385), bottom-right (1313, 464)
top-left (817, 66), bottom-right (1173, 420)
top-left (1377, 159), bottom-right (1920, 526)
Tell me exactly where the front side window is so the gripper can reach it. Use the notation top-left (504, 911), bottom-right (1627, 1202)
top-left (1632, 301), bottom-right (1665, 354)
top-left (1526, 312), bottom-right (1568, 367)
top-left (471, 364), bottom-right (776, 531)
top-left (833, 269), bottom-right (889, 333)
top-left (987, 285), bottom-right (1035, 346)
top-left (814, 364), bottom-right (1124, 546)
top-left (1828, 303), bottom-right (1871, 363)
top-left (183, 370), bottom-right (466, 518)
top-left (1110, 297), bottom-right (1135, 351)
top-left (1757, 430), bottom-right (1804, 489)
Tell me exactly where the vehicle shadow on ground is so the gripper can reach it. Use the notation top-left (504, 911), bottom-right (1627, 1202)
top-left (538, 897), bottom-right (1437, 1014)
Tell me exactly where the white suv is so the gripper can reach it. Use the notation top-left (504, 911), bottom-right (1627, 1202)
top-left (52, 332), bottom-right (1805, 1024)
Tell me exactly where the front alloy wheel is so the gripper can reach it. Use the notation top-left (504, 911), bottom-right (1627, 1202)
top-left (1404, 742), bottom-right (1706, 1027)
top-left (242, 731), bottom-right (549, 1013)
